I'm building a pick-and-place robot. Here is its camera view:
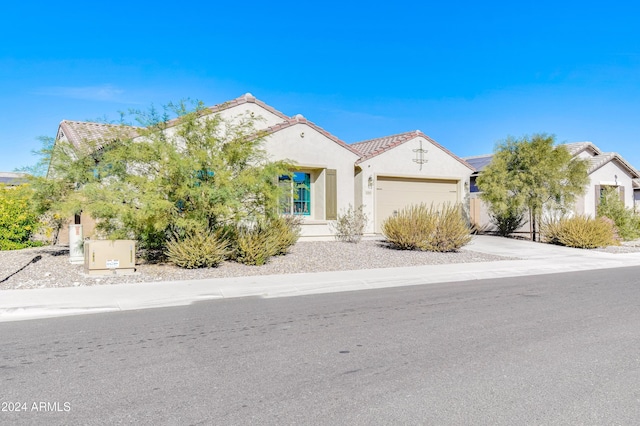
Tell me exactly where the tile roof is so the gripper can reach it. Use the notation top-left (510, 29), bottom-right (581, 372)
top-left (351, 130), bottom-right (474, 170)
top-left (56, 93), bottom-right (289, 153)
top-left (262, 114), bottom-right (361, 157)
top-left (163, 93), bottom-right (290, 128)
top-left (562, 141), bottom-right (602, 156)
top-left (587, 152), bottom-right (640, 177)
top-left (351, 131), bottom-right (419, 159)
top-left (58, 121), bottom-right (139, 152)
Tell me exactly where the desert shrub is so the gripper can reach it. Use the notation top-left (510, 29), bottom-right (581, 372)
top-left (541, 215), bottom-right (619, 248)
top-left (0, 184), bottom-right (44, 250)
top-left (331, 204), bottom-right (368, 243)
top-left (230, 216), bottom-right (302, 265)
top-left (489, 207), bottom-right (526, 237)
top-left (382, 203), bottom-right (471, 252)
top-left (382, 204), bottom-right (436, 250)
top-left (233, 221), bottom-right (277, 266)
top-left (426, 204), bottom-right (473, 252)
top-left (268, 215), bottom-right (302, 255)
top-left (597, 187), bottom-right (640, 240)
top-left (165, 229), bottom-right (230, 269)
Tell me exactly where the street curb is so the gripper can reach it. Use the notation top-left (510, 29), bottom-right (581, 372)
top-left (3, 252), bottom-right (640, 323)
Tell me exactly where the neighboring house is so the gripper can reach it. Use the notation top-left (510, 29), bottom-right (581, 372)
top-left (464, 142), bottom-right (640, 231)
top-left (0, 172), bottom-right (28, 186)
top-left (565, 142), bottom-right (639, 217)
top-left (51, 93), bottom-right (473, 240)
top-left (634, 178), bottom-right (640, 212)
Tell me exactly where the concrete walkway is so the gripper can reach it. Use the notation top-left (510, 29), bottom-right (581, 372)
top-left (2, 235), bottom-right (640, 323)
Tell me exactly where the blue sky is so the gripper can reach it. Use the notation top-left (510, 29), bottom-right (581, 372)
top-left (2, 1), bottom-right (639, 173)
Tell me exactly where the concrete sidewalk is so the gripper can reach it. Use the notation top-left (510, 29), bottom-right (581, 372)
top-left (2, 235), bottom-right (640, 323)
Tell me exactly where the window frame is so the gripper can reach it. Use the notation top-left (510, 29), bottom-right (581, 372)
top-left (279, 171), bottom-right (311, 216)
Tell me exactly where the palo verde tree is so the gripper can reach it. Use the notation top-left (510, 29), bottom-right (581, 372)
top-left (43, 101), bottom-right (291, 251)
top-left (23, 134), bottom-right (110, 244)
top-left (476, 134), bottom-right (589, 241)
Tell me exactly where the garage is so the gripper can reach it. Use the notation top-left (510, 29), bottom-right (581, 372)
top-left (374, 176), bottom-right (459, 232)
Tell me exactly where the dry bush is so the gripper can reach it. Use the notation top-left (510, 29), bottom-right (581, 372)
top-left (234, 224), bottom-right (273, 266)
top-left (165, 229), bottom-right (230, 269)
top-left (331, 204), bottom-right (368, 243)
top-left (382, 204), bottom-right (436, 250)
top-left (382, 203), bottom-right (471, 252)
top-left (542, 215), bottom-right (620, 248)
top-left (426, 204), bottom-right (473, 252)
top-left (233, 216), bottom-right (301, 265)
top-left (268, 215), bottom-right (302, 255)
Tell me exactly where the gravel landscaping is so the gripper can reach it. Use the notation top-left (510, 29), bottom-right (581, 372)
top-left (3, 237), bottom-right (639, 291)
top-left (0, 239), bottom-right (515, 291)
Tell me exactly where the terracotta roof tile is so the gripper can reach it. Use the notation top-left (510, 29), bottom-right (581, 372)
top-left (58, 121), bottom-right (139, 152)
top-left (563, 141), bottom-right (602, 156)
top-left (163, 93), bottom-right (290, 128)
top-left (352, 130), bottom-right (474, 170)
top-left (587, 152), bottom-right (640, 177)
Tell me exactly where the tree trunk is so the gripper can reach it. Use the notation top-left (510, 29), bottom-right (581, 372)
top-left (529, 210), bottom-right (533, 241)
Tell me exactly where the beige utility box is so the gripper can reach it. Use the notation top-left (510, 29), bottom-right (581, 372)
top-left (84, 240), bottom-right (136, 275)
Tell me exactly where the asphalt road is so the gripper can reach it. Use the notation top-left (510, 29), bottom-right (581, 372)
top-left (2, 266), bottom-right (640, 425)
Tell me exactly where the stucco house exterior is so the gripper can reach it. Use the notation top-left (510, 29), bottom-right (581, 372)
top-left (351, 131), bottom-right (474, 233)
top-left (51, 93), bottom-right (473, 240)
top-left (464, 142), bottom-right (640, 232)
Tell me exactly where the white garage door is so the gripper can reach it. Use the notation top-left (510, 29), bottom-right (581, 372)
top-left (375, 176), bottom-right (459, 233)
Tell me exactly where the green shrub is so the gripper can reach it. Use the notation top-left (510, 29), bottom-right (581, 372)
top-left (542, 215), bottom-right (619, 248)
top-left (331, 204), bottom-right (368, 243)
top-left (489, 206), bottom-right (526, 237)
top-left (382, 203), bottom-right (471, 252)
top-left (165, 229), bottom-right (230, 269)
top-left (0, 239), bottom-right (44, 251)
top-left (0, 184), bottom-right (43, 250)
top-left (597, 187), bottom-right (640, 241)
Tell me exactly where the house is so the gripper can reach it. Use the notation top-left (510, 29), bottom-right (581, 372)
top-left (464, 142), bottom-right (640, 231)
top-left (0, 172), bottom-right (28, 186)
top-left (51, 94), bottom-right (473, 240)
top-left (351, 131), bottom-right (474, 233)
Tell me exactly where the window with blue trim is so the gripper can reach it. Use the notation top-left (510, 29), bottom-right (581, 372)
top-left (279, 172), bottom-right (311, 216)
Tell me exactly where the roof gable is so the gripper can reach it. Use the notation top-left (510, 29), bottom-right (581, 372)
top-left (587, 152), bottom-right (640, 178)
top-left (563, 141), bottom-right (602, 157)
top-left (352, 130), bottom-right (474, 170)
top-left (56, 93), bottom-right (290, 152)
top-left (263, 114), bottom-right (361, 157)
top-left (163, 93), bottom-right (290, 129)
